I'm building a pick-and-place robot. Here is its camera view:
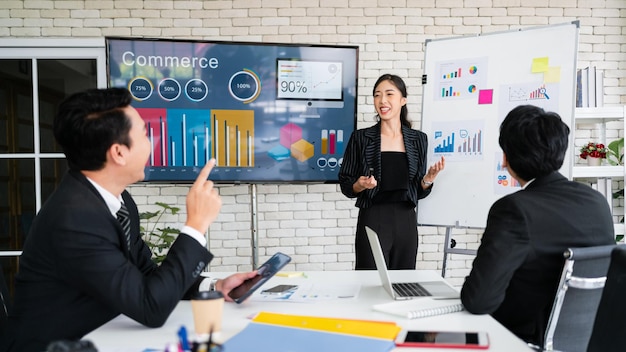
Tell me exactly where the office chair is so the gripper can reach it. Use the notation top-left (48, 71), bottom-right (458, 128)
top-left (0, 262), bottom-right (10, 334)
top-left (539, 244), bottom-right (616, 352)
top-left (586, 245), bottom-right (626, 352)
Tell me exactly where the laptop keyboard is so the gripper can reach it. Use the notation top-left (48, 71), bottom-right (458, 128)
top-left (392, 282), bottom-right (431, 297)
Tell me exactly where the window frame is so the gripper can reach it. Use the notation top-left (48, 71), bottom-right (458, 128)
top-left (0, 38), bottom-right (107, 257)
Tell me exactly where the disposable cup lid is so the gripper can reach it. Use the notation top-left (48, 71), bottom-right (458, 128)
top-left (193, 290), bottom-right (224, 300)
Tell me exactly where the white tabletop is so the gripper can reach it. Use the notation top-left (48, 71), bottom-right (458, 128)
top-left (86, 270), bottom-right (532, 352)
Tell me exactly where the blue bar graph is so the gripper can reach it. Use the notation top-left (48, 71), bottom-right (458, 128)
top-left (434, 133), bottom-right (455, 153)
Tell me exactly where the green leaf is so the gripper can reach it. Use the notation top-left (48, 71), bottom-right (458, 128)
top-left (158, 227), bottom-right (179, 235)
top-left (155, 202), bottom-right (181, 214)
top-left (139, 211), bottom-right (160, 220)
top-left (607, 137), bottom-right (624, 166)
top-left (139, 202), bottom-right (182, 265)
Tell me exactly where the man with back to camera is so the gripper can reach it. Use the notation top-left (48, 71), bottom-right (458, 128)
top-left (460, 105), bottom-right (615, 346)
top-left (1, 88), bottom-right (257, 351)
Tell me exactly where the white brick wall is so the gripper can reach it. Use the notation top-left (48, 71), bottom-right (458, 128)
top-left (1, 0), bottom-right (624, 284)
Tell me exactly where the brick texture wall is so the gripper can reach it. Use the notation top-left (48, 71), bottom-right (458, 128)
top-left (1, 0), bottom-right (624, 285)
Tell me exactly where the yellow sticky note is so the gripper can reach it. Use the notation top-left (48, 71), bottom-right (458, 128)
top-left (531, 57), bottom-right (549, 73)
top-left (544, 66), bottom-right (561, 83)
top-left (276, 271), bottom-right (306, 278)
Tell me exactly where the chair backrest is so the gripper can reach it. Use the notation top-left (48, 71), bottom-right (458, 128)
top-left (543, 244), bottom-right (615, 352)
top-left (0, 261), bottom-right (9, 334)
top-left (586, 245), bottom-right (626, 352)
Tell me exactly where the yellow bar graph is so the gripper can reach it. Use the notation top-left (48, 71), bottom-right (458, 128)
top-left (211, 110), bottom-right (255, 167)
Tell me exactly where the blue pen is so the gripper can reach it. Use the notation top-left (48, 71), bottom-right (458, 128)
top-left (178, 325), bottom-right (190, 351)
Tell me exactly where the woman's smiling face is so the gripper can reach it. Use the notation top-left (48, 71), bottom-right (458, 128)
top-left (373, 79), bottom-right (407, 122)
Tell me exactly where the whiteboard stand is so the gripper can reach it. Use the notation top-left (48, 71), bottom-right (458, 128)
top-left (441, 225), bottom-right (478, 277)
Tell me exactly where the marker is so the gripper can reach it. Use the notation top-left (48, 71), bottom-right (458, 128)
top-left (178, 325), bottom-right (190, 351)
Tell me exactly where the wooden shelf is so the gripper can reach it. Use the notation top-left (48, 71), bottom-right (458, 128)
top-left (572, 165), bottom-right (624, 178)
top-left (573, 106), bottom-right (626, 241)
top-left (575, 106), bottom-right (626, 123)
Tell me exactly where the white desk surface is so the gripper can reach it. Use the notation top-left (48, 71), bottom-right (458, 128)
top-left (86, 270), bottom-right (532, 352)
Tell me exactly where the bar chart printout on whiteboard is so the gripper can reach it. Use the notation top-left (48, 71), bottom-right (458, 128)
top-left (432, 120), bottom-right (485, 162)
top-left (436, 57), bottom-right (488, 101)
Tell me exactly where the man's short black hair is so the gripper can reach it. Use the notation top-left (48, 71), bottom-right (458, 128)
top-left (499, 104), bottom-right (570, 181)
top-left (53, 88), bottom-right (133, 171)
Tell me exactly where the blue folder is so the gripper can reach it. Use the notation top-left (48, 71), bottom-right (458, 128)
top-left (222, 321), bottom-right (396, 352)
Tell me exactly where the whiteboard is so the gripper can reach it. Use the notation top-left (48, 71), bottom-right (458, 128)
top-left (417, 22), bottom-right (579, 228)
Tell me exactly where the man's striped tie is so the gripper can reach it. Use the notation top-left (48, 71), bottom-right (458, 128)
top-left (117, 203), bottom-right (131, 249)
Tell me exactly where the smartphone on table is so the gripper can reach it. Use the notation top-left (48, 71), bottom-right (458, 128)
top-left (395, 330), bottom-right (489, 349)
top-left (261, 284), bottom-right (298, 295)
top-left (227, 252), bottom-right (292, 304)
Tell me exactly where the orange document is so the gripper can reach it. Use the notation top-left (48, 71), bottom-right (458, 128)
top-left (252, 311), bottom-right (401, 340)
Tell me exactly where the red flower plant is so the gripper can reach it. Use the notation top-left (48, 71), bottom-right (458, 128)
top-left (580, 142), bottom-right (607, 160)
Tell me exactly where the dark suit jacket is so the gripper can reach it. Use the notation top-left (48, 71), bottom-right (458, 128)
top-left (338, 122), bottom-right (432, 208)
top-left (1, 170), bottom-right (213, 352)
top-left (460, 171), bottom-right (615, 346)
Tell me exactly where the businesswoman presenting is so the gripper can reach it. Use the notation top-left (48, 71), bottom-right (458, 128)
top-left (339, 74), bottom-right (444, 270)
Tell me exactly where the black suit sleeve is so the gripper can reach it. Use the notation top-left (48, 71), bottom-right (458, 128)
top-left (460, 196), bottom-right (531, 313)
top-left (55, 211), bottom-right (212, 328)
top-left (338, 130), bottom-right (365, 199)
top-left (405, 129), bottom-right (432, 201)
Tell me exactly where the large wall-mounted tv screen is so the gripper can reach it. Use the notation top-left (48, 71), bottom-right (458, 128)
top-left (106, 38), bottom-right (358, 183)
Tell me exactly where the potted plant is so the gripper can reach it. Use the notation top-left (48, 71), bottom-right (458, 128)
top-left (579, 142), bottom-right (607, 166)
top-left (140, 202), bottom-right (180, 264)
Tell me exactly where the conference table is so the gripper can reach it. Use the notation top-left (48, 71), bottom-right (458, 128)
top-left (86, 270), bottom-right (533, 352)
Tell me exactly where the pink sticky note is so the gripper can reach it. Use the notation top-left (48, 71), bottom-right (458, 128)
top-left (478, 89), bottom-right (493, 104)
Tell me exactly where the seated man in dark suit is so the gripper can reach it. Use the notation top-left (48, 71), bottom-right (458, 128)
top-left (1, 88), bottom-right (257, 352)
top-left (461, 105), bottom-right (615, 346)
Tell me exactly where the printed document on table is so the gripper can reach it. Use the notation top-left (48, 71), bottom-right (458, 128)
top-left (251, 283), bottom-right (361, 302)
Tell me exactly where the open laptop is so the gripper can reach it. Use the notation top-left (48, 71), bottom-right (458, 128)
top-left (365, 226), bottom-right (459, 300)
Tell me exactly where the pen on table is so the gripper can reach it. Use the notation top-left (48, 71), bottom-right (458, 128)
top-left (207, 326), bottom-right (222, 352)
top-left (191, 340), bottom-right (208, 352)
top-left (178, 325), bottom-right (190, 351)
top-left (207, 327), bottom-right (213, 351)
